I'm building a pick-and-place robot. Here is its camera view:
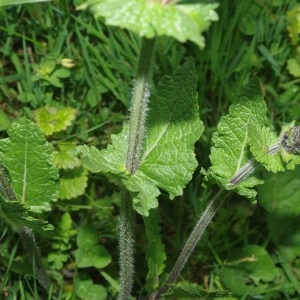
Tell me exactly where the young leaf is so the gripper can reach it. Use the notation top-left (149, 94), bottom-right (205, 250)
top-left (53, 142), bottom-right (81, 169)
top-left (75, 226), bottom-right (111, 268)
top-left (209, 79), bottom-right (271, 197)
top-left (34, 106), bottom-right (76, 136)
top-left (76, 279), bottom-right (107, 300)
top-left (84, 0), bottom-right (218, 48)
top-left (286, 5), bottom-right (300, 45)
top-left (79, 58), bottom-right (203, 215)
top-left (59, 167), bottom-right (88, 200)
top-left (0, 117), bottom-right (59, 212)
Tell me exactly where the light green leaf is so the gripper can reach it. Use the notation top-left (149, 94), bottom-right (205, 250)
top-left (53, 142), bottom-right (81, 169)
top-left (85, 0), bottom-right (218, 48)
top-left (75, 246), bottom-right (111, 268)
top-left (34, 106), bottom-right (76, 136)
top-left (78, 126), bottom-right (128, 175)
top-left (53, 68), bottom-right (71, 78)
top-left (75, 226), bottom-right (111, 268)
top-left (248, 125), bottom-right (284, 172)
top-left (209, 79), bottom-right (271, 197)
top-left (286, 5), bottom-right (300, 45)
top-left (59, 167), bottom-right (88, 200)
top-left (79, 58), bottom-right (203, 215)
top-left (287, 57), bottom-right (300, 78)
top-left (0, 110), bottom-right (11, 131)
top-left (123, 174), bottom-right (160, 214)
top-left (76, 280), bottom-right (107, 300)
top-left (144, 210), bottom-right (166, 292)
top-left (220, 245), bottom-right (278, 296)
top-left (0, 117), bottom-right (59, 212)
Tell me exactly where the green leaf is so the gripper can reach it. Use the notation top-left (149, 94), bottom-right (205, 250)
top-left (79, 58), bottom-right (203, 215)
top-left (48, 75), bottom-right (63, 88)
top-left (0, 117), bottom-right (59, 212)
top-left (76, 279), bottom-right (107, 300)
top-left (85, 0), bottom-right (218, 48)
top-left (139, 57), bottom-right (203, 199)
top-left (209, 79), bottom-right (271, 197)
top-left (0, 110), bottom-right (11, 131)
top-left (78, 127), bottom-right (128, 175)
top-left (287, 57), bottom-right (300, 78)
top-left (75, 226), bottom-right (111, 268)
top-left (169, 282), bottom-right (231, 299)
top-left (0, 198), bottom-right (54, 234)
top-left (220, 245), bottom-right (279, 296)
top-left (53, 68), bottom-right (71, 78)
top-left (53, 142), bottom-right (81, 169)
top-left (258, 167), bottom-right (300, 215)
top-left (143, 209), bottom-right (166, 292)
top-left (56, 212), bottom-right (75, 243)
top-left (47, 252), bottom-right (68, 270)
top-left (59, 167), bottom-right (88, 200)
top-left (34, 106), bottom-right (77, 136)
top-left (286, 5), bottom-right (300, 45)
top-left (248, 125), bottom-right (284, 172)
top-left (123, 174), bottom-right (161, 213)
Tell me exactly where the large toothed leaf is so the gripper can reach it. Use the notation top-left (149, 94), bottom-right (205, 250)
top-left (209, 80), bottom-right (271, 197)
top-left (0, 117), bottom-right (59, 212)
top-left (139, 57), bottom-right (203, 199)
top-left (79, 58), bottom-right (202, 216)
top-left (84, 0), bottom-right (218, 48)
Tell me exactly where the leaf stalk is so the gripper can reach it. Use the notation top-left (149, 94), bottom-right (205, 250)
top-left (153, 189), bottom-right (231, 299)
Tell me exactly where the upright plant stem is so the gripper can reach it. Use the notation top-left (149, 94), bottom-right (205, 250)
top-left (118, 190), bottom-right (135, 300)
top-left (153, 189), bottom-right (231, 299)
top-left (119, 37), bottom-right (157, 300)
top-left (126, 37), bottom-right (157, 175)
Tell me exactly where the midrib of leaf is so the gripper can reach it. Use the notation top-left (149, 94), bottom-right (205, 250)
top-left (234, 116), bottom-right (251, 174)
top-left (21, 141), bottom-right (28, 205)
top-left (142, 123), bottom-right (169, 161)
top-left (142, 87), bottom-right (183, 162)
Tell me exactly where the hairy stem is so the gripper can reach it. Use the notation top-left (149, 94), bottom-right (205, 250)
top-left (118, 190), bottom-right (135, 300)
top-left (118, 37), bottom-right (157, 299)
top-left (0, 164), bottom-right (50, 291)
top-left (126, 37), bottom-right (156, 175)
top-left (153, 189), bottom-right (231, 299)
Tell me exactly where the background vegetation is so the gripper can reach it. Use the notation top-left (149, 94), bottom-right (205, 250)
top-left (0, 0), bottom-right (300, 299)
